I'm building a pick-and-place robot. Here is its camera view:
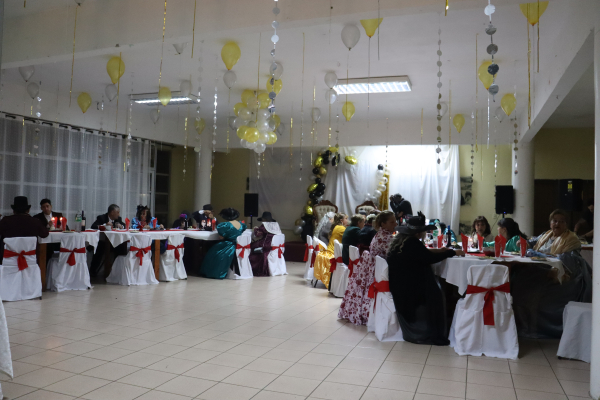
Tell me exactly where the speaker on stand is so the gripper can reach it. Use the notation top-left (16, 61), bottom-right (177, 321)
top-left (244, 193), bottom-right (259, 228)
top-left (495, 185), bottom-right (514, 215)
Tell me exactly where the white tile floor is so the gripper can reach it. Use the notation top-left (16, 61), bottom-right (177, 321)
top-left (0, 262), bottom-right (592, 400)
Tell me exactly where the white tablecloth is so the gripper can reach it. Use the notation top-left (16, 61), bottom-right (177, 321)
top-left (103, 230), bottom-right (221, 248)
top-left (557, 301), bottom-right (592, 363)
top-left (38, 231), bottom-right (101, 253)
top-left (433, 255), bottom-right (565, 294)
top-left (179, 230), bottom-right (221, 241)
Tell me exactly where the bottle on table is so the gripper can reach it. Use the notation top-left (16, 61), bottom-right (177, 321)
top-left (447, 225), bottom-right (453, 248)
top-left (81, 210), bottom-right (86, 231)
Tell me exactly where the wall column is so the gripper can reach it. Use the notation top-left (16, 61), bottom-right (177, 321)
top-left (194, 133), bottom-right (212, 211)
top-left (511, 140), bottom-right (534, 236)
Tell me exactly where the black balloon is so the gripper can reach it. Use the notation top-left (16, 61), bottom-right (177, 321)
top-left (332, 158), bottom-right (337, 167)
top-left (378, 164), bottom-right (384, 170)
top-left (309, 192), bottom-right (317, 200)
top-left (324, 150), bottom-right (331, 157)
top-left (317, 183), bottom-right (325, 191)
top-left (315, 178), bottom-right (321, 184)
top-left (312, 167), bottom-right (320, 175)
top-left (323, 157), bottom-right (330, 165)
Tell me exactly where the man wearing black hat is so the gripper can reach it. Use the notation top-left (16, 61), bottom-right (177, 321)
top-left (0, 196), bottom-right (49, 263)
top-left (192, 205), bottom-right (215, 231)
top-left (249, 212), bottom-right (280, 276)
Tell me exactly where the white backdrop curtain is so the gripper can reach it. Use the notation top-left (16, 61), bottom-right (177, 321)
top-left (250, 145), bottom-right (460, 232)
top-left (0, 117), bottom-right (154, 224)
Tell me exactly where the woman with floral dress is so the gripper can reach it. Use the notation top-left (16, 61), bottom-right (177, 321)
top-left (338, 211), bottom-right (396, 325)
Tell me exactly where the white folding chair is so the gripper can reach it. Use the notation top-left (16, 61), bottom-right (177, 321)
top-left (0, 292), bottom-right (12, 400)
top-left (367, 256), bottom-right (404, 342)
top-left (0, 237), bottom-right (42, 301)
top-left (47, 235), bottom-right (91, 292)
top-left (557, 301), bottom-right (592, 363)
top-left (311, 237), bottom-right (327, 287)
top-left (267, 234), bottom-right (287, 276)
top-left (227, 235), bottom-right (253, 280)
top-left (159, 234), bottom-right (187, 281)
top-left (329, 240), bottom-right (349, 298)
top-left (303, 236), bottom-right (314, 281)
top-left (242, 229), bottom-right (253, 236)
top-left (107, 234), bottom-right (158, 286)
top-left (449, 264), bottom-right (518, 359)
top-left (348, 245), bottom-right (361, 281)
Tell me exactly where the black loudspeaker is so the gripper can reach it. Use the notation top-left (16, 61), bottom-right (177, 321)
top-left (244, 193), bottom-right (259, 217)
top-left (495, 185), bottom-right (514, 214)
top-left (559, 179), bottom-right (583, 211)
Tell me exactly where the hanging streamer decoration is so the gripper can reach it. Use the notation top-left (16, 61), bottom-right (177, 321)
top-left (299, 33), bottom-right (305, 179)
top-left (435, 28), bottom-right (443, 164)
top-left (69, 1), bottom-right (83, 106)
top-left (360, 18), bottom-right (382, 131)
top-left (195, 41), bottom-right (204, 157)
top-left (513, 119), bottom-right (519, 175)
top-left (157, 0), bottom-right (168, 113)
top-left (212, 59), bottom-right (218, 179)
top-left (191, 0), bottom-right (197, 58)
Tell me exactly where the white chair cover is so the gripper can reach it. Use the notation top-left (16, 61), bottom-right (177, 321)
top-left (47, 235), bottom-right (91, 292)
top-left (449, 264), bottom-right (518, 359)
top-left (330, 240), bottom-right (349, 298)
top-left (227, 235), bottom-right (253, 280)
top-left (267, 234), bottom-right (287, 276)
top-left (367, 256), bottom-right (404, 342)
top-left (303, 236), bottom-right (314, 281)
top-left (0, 293), bottom-right (13, 400)
top-left (0, 237), bottom-right (42, 301)
top-left (242, 229), bottom-right (253, 236)
top-left (159, 234), bottom-right (187, 281)
top-left (557, 301), bottom-right (592, 363)
top-left (107, 234), bottom-right (159, 286)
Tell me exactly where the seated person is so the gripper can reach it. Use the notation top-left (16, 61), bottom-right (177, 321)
top-left (315, 212), bottom-right (335, 244)
top-left (387, 212), bottom-right (464, 346)
top-left (131, 205), bottom-right (164, 230)
top-left (313, 213), bottom-right (348, 287)
top-left (249, 212), bottom-right (280, 277)
top-left (390, 193), bottom-right (413, 224)
top-left (483, 218), bottom-right (527, 252)
top-left (574, 198), bottom-right (593, 242)
top-left (193, 204), bottom-right (215, 230)
top-left (33, 199), bottom-right (65, 230)
top-left (341, 214), bottom-right (365, 265)
top-left (470, 215), bottom-right (494, 248)
top-left (90, 204), bottom-right (126, 277)
top-left (358, 213), bottom-right (378, 247)
top-left (172, 211), bottom-right (196, 229)
top-left (200, 208), bottom-right (246, 279)
top-left (530, 209), bottom-right (581, 256)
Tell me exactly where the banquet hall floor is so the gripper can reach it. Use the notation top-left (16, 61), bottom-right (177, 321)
top-left (0, 262), bottom-right (591, 400)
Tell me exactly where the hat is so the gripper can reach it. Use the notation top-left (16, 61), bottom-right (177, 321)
top-left (11, 196), bottom-right (30, 211)
top-left (219, 208), bottom-right (240, 221)
top-left (202, 204), bottom-right (213, 211)
top-left (397, 212), bottom-right (436, 234)
top-left (257, 212), bottom-right (276, 222)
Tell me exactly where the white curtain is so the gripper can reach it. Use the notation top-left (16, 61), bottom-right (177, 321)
top-left (250, 145), bottom-right (460, 232)
top-left (0, 117), bottom-right (154, 223)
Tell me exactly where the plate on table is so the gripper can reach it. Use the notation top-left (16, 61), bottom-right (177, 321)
top-left (129, 229), bottom-right (139, 232)
top-left (531, 256), bottom-right (548, 261)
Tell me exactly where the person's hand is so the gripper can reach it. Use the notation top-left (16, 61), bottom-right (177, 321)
top-left (159, 224), bottom-right (164, 230)
top-left (106, 221), bottom-right (113, 227)
top-left (454, 249), bottom-right (465, 257)
top-left (115, 223), bottom-right (123, 229)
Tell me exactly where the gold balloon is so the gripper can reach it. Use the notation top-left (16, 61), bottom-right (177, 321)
top-left (267, 131), bottom-right (277, 145)
top-left (329, 146), bottom-right (339, 153)
top-left (77, 92), bottom-right (92, 114)
top-left (360, 18), bottom-right (383, 38)
top-left (304, 205), bottom-right (314, 216)
top-left (221, 42), bottom-right (241, 70)
top-left (106, 56), bottom-right (125, 84)
top-left (478, 61), bottom-right (494, 90)
top-left (344, 155), bottom-right (358, 165)
top-left (306, 200), bottom-right (313, 206)
top-left (236, 126), bottom-right (247, 139)
top-left (241, 89), bottom-right (254, 105)
top-left (519, 1), bottom-right (549, 25)
top-left (266, 79), bottom-right (282, 94)
top-left (233, 102), bottom-right (245, 116)
top-left (452, 114), bottom-right (465, 133)
top-left (194, 118), bottom-right (206, 135)
top-left (307, 183), bottom-right (318, 192)
top-left (501, 93), bottom-right (517, 116)
top-left (319, 167), bottom-right (327, 176)
top-left (158, 87), bottom-right (172, 106)
top-left (342, 102), bottom-right (355, 121)
top-left (244, 127), bottom-right (259, 143)
top-left (272, 114), bottom-right (281, 128)
top-left (314, 156), bottom-right (323, 168)
top-left (257, 92), bottom-right (270, 109)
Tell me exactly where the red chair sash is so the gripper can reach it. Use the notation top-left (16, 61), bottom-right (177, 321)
top-left (303, 243), bottom-right (314, 262)
top-left (367, 280), bottom-right (391, 313)
top-left (310, 244), bottom-right (320, 268)
top-left (272, 244), bottom-right (285, 258)
top-left (330, 257), bottom-right (343, 274)
top-left (348, 258), bottom-right (358, 278)
top-left (3, 249), bottom-right (36, 271)
top-left (235, 243), bottom-right (251, 258)
top-left (130, 246), bottom-right (151, 265)
top-left (59, 247), bottom-right (86, 266)
top-left (466, 282), bottom-right (511, 326)
top-left (167, 243), bottom-right (185, 261)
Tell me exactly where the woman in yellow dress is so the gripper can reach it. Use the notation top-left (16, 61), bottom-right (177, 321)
top-left (313, 213), bottom-right (348, 286)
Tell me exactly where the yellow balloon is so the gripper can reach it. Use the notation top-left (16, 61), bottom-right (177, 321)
top-left (233, 102), bottom-right (245, 116)
top-left (342, 102), bottom-right (355, 122)
top-left (77, 92), bottom-right (92, 114)
top-left (266, 79), bottom-right (282, 95)
top-left (241, 89), bottom-right (254, 105)
top-left (329, 146), bottom-right (339, 153)
top-left (244, 127), bottom-right (259, 143)
top-left (221, 42), bottom-right (241, 70)
top-left (453, 114), bottom-right (465, 133)
top-left (319, 167), bottom-right (327, 176)
top-left (158, 87), bottom-right (172, 106)
top-left (257, 92), bottom-right (270, 109)
top-left (272, 114), bottom-right (281, 128)
top-left (360, 18), bottom-right (383, 38)
top-left (267, 131), bottom-right (277, 145)
top-left (501, 93), bottom-right (517, 116)
top-left (304, 205), bottom-right (314, 216)
top-left (478, 61), bottom-right (494, 90)
top-left (344, 155), bottom-right (358, 165)
top-left (106, 56), bottom-right (125, 84)
top-left (307, 184), bottom-right (318, 192)
top-left (237, 126), bottom-right (247, 139)
top-left (194, 118), bottom-right (206, 135)
top-left (519, 1), bottom-right (549, 25)
top-left (314, 156), bottom-right (323, 168)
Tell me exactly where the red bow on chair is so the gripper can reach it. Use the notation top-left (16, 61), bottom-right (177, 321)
top-left (3, 249), bottom-right (36, 271)
top-left (236, 243), bottom-right (251, 258)
top-left (303, 243), bottom-right (314, 262)
top-left (273, 244), bottom-right (285, 258)
top-left (167, 243), bottom-right (185, 261)
top-left (367, 280), bottom-right (391, 313)
top-left (59, 247), bottom-right (86, 266)
top-left (348, 258), bottom-right (358, 278)
top-left (310, 244), bottom-right (320, 268)
top-left (330, 257), bottom-right (343, 274)
top-left (466, 282), bottom-right (511, 326)
top-left (130, 246), bottom-right (151, 266)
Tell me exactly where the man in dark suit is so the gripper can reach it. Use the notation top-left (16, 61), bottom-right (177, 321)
top-left (33, 199), bottom-right (64, 230)
top-left (91, 204), bottom-right (124, 229)
top-left (90, 204), bottom-right (126, 277)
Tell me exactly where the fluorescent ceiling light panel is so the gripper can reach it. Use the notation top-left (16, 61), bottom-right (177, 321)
top-left (335, 76), bottom-right (411, 94)
top-left (131, 92), bottom-right (199, 105)
top-left (134, 97), bottom-right (191, 104)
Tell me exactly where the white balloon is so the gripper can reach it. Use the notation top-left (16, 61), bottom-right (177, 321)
top-left (255, 143), bottom-right (267, 153)
top-left (18, 66), bottom-right (35, 82)
top-left (325, 88), bottom-right (338, 104)
top-left (378, 184), bottom-right (387, 192)
top-left (180, 80), bottom-right (192, 97)
top-left (247, 141), bottom-right (257, 150)
top-left (382, 177), bottom-right (388, 184)
top-left (228, 116), bottom-right (236, 130)
top-left (105, 84), bottom-right (118, 101)
top-left (223, 70), bottom-right (237, 89)
top-left (269, 62), bottom-right (284, 80)
top-left (240, 139), bottom-right (248, 148)
top-left (376, 170), bottom-right (384, 179)
top-left (257, 109), bottom-right (270, 121)
top-left (268, 118), bottom-right (277, 132)
top-left (258, 120), bottom-right (270, 134)
top-left (311, 108), bottom-right (321, 122)
top-left (366, 192), bottom-right (371, 199)
top-left (351, 150), bottom-right (357, 157)
top-left (374, 190), bottom-right (382, 197)
top-left (341, 25), bottom-right (361, 50)
top-left (494, 106), bottom-right (505, 122)
top-left (173, 42), bottom-right (188, 55)
top-left (247, 120), bottom-right (256, 128)
top-left (439, 102), bottom-right (448, 117)
top-left (276, 122), bottom-right (285, 135)
top-left (257, 132), bottom-right (270, 144)
top-left (324, 72), bottom-right (338, 89)
top-left (150, 109), bottom-right (160, 124)
top-left (239, 107), bottom-right (252, 121)
top-left (26, 82), bottom-right (39, 99)
top-left (233, 117), bottom-right (244, 129)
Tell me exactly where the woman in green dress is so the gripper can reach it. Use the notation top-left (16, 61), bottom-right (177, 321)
top-left (484, 217), bottom-right (527, 252)
top-left (200, 208), bottom-right (246, 279)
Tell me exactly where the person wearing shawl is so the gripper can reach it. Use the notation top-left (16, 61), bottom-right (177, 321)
top-left (387, 212), bottom-right (464, 345)
top-left (313, 213), bottom-right (348, 286)
top-left (483, 218), bottom-right (527, 252)
top-left (529, 209), bottom-right (581, 256)
top-left (316, 212), bottom-right (335, 244)
top-left (249, 212), bottom-right (281, 276)
top-left (200, 208), bottom-right (246, 279)
top-left (131, 205), bottom-right (163, 230)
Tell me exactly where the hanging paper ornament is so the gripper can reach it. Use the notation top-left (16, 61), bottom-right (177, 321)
top-left (257, 92), bottom-right (270, 109)
top-left (344, 155), bottom-right (358, 165)
top-left (342, 102), bottom-right (355, 121)
top-left (18, 66), bottom-right (35, 82)
top-left (453, 114), bottom-right (465, 133)
top-left (233, 102), bottom-right (245, 116)
top-left (180, 80), bottom-right (192, 97)
top-left (360, 18), bottom-right (383, 38)
top-left (173, 43), bottom-right (188, 55)
top-left (158, 87), bottom-right (171, 106)
top-left (26, 82), bottom-right (39, 99)
top-left (105, 84), bottom-right (118, 101)
top-left (150, 109), bottom-right (160, 124)
top-left (221, 42), bottom-right (241, 70)
top-left (106, 56), bottom-right (125, 84)
top-left (478, 61), bottom-right (494, 90)
top-left (341, 25), bottom-right (361, 50)
top-left (77, 92), bottom-right (92, 113)
top-left (223, 70), bottom-right (237, 89)
top-left (194, 118), bottom-right (206, 135)
top-left (266, 79), bottom-right (282, 94)
top-left (269, 62), bottom-right (284, 80)
top-left (241, 89), bottom-right (254, 105)
top-left (501, 93), bottom-right (517, 116)
top-left (519, 1), bottom-right (549, 25)
top-left (324, 72), bottom-right (338, 89)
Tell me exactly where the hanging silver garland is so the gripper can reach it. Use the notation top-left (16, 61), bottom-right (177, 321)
top-left (435, 28), bottom-right (443, 164)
